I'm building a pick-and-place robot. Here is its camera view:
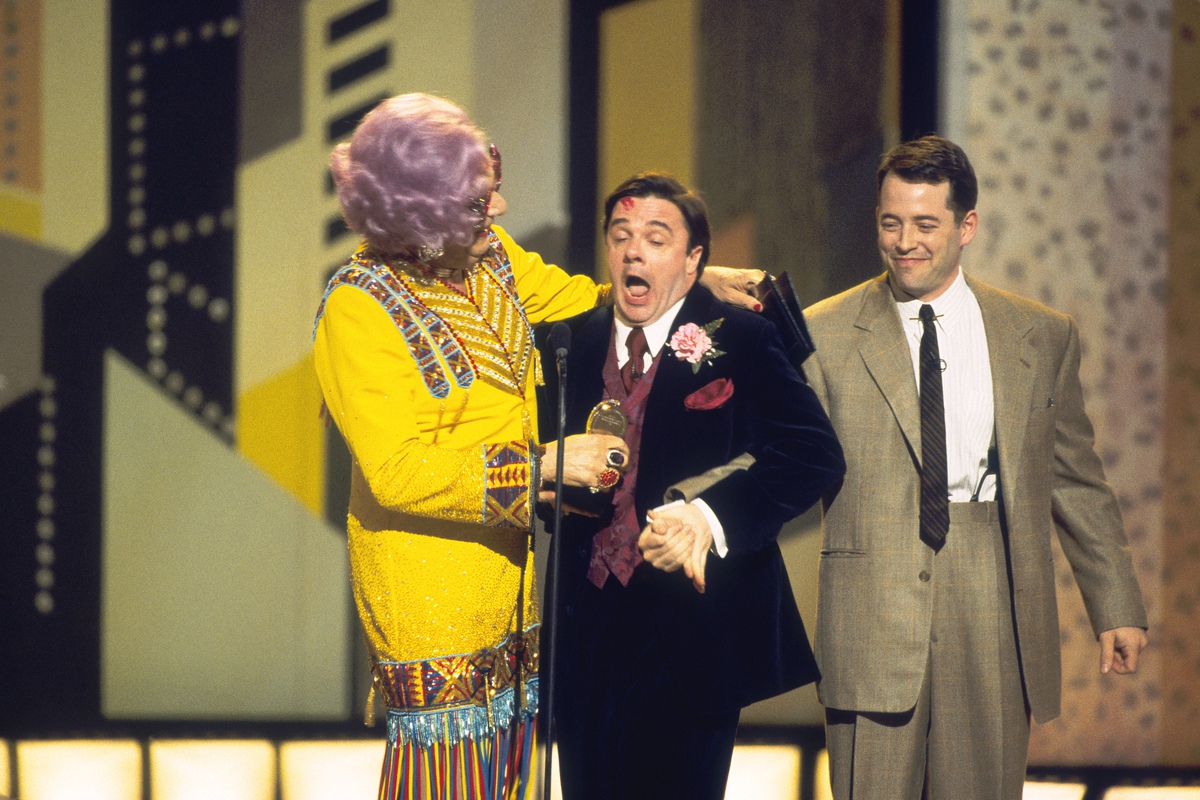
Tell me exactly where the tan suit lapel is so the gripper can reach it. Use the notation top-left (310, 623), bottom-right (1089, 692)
top-left (968, 275), bottom-right (1036, 510)
top-left (856, 275), bottom-right (922, 458)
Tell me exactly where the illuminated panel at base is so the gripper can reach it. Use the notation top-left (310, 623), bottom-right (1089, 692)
top-left (17, 740), bottom-right (141, 800)
top-left (279, 740), bottom-right (386, 800)
top-left (149, 740), bottom-right (275, 800)
top-left (725, 745), bottom-right (802, 800)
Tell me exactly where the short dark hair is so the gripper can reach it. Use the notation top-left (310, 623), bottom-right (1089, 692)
top-left (603, 172), bottom-right (711, 273)
top-left (877, 135), bottom-right (978, 223)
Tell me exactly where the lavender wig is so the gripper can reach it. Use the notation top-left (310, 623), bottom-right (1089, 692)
top-left (330, 93), bottom-right (493, 255)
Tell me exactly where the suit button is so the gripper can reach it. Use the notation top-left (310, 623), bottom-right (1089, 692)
top-left (918, 570), bottom-right (931, 583)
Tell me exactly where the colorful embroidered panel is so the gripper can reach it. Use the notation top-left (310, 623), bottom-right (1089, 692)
top-left (482, 441), bottom-right (532, 529)
top-left (375, 627), bottom-right (539, 748)
top-left (479, 233), bottom-right (537, 390)
top-left (314, 247), bottom-right (476, 399)
top-left (428, 237), bottom-right (534, 398)
top-left (375, 627), bottom-right (538, 713)
top-left (314, 238), bottom-right (536, 400)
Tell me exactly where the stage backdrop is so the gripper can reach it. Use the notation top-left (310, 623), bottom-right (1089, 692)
top-left (941, 0), bottom-right (1199, 766)
top-left (0, 0), bottom-right (571, 728)
top-left (1, 0), bottom-right (1197, 767)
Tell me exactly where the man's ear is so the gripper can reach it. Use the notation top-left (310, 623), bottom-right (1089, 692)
top-left (958, 209), bottom-right (979, 246)
top-left (685, 245), bottom-right (703, 277)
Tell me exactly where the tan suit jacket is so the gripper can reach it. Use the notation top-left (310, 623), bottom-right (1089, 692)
top-left (803, 272), bottom-right (1146, 723)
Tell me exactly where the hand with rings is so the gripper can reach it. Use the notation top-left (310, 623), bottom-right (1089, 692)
top-left (539, 433), bottom-right (630, 500)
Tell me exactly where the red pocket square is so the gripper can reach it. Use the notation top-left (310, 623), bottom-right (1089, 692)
top-left (684, 378), bottom-right (734, 410)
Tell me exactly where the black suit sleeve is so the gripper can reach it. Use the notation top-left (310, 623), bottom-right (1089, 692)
top-left (697, 319), bottom-right (845, 555)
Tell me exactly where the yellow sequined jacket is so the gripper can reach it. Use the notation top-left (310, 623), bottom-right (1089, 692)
top-left (313, 226), bottom-right (600, 743)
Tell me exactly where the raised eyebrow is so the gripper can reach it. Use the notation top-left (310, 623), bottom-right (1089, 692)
top-left (608, 218), bottom-right (675, 234)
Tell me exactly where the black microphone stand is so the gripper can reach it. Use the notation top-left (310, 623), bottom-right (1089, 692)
top-left (542, 328), bottom-right (569, 800)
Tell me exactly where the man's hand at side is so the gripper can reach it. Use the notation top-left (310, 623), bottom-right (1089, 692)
top-left (1099, 626), bottom-right (1147, 675)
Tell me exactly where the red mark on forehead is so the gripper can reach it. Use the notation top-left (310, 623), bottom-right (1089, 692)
top-left (619, 197), bottom-right (636, 210)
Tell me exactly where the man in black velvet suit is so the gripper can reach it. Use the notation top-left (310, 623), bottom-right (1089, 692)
top-left (537, 173), bottom-right (845, 800)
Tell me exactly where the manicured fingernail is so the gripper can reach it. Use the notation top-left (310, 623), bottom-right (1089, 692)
top-left (754, 303), bottom-right (762, 312)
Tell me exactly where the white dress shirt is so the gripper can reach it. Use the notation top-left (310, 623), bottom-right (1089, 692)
top-left (615, 299), bottom-right (729, 556)
top-left (895, 268), bottom-right (997, 502)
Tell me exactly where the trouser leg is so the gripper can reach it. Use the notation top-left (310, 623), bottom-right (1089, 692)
top-left (825, 502), bottom-right (1029, 800)
top-left (556, 573), bottom-right (742, 800)
top-left (825, 670), bottom-right (930, 800)
top-left (925, 502), bottom-right (1030, 800)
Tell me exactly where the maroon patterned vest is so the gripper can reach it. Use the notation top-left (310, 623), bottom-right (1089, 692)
top-left (586, 326), bottom-right (661, 588)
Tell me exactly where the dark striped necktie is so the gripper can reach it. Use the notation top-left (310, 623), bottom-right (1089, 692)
top-left (918, 304), bottom-right (949, 551)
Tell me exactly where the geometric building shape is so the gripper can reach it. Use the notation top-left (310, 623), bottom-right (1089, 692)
top-left (149, 740), bottom-right (275, 800)
top-left (39, 0), bottom-right (109, 253)
top-left (238, 0), bottom-right (303, 163)
top-left (0, 235), bottom-right (71, 412)
top-left (278, 740), bottom-right (387, 800)
top-left (16, 740), bottom-right (142, 800)
top-left (237, 351), bottom-right (327, 515)
top-left (101, 349), bottom-right (351, 720)
top-left (596, 0), bottom-right (697, 278)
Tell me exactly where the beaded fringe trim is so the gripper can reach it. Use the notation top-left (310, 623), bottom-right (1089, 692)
top-left (378, 707), bottom-right (537, 800)
top-left (386, 676), bottom-right (538, 749)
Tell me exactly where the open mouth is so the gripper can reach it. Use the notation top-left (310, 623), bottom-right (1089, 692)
top-left (623, 274), bottom-right (651, 300)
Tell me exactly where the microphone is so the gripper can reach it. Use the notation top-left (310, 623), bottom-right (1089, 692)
top-left (550, 321), bottom-right (571, 362)
top-left (542, 320), bottom-right (570, 800)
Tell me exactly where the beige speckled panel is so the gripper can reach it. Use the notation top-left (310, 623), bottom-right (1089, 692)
top-left (960, 0), bottom-right (1172, 765)
top-left (1163, 0), bottom-right (1200, 768)
top-left (1, 0), bottom-right (40, 193)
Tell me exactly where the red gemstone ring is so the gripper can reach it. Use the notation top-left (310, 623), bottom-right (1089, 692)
top-left (597, 467), bottom-right (621, 490)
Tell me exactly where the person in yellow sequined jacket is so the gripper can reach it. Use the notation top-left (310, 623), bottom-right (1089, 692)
top-left (315, 93), bottom-right (764, 800)
top-left (313, 94), bottom-right (626, 800)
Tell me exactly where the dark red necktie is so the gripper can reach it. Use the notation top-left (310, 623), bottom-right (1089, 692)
top-left (621, 327), bottom-right (648, 394)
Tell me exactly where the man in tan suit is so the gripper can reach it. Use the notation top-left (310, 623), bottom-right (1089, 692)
top-left (803, 135), bottom-right (1148, 799)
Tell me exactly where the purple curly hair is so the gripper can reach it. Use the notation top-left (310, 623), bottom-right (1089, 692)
top-left (330, 93), bottom-right (493, 256)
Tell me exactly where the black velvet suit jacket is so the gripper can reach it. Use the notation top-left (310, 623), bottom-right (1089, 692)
top-left (536, 285), bottom-right (845, 713)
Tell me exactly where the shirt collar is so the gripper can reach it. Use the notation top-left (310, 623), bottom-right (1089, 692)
top-left (614, 295), bottom-right (688, 360)
top-left (895, 267), bottom-right (970, 333)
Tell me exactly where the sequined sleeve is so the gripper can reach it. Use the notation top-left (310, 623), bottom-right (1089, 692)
top-left (314, 286), bottom-right (534, 529)
top-left (491, 226), bottom-right (611, 322)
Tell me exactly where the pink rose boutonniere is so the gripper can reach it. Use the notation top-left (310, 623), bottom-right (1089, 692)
top-left (669, 318), bottom-right (726, 373)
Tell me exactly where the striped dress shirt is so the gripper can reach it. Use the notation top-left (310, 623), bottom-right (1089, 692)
top-left (896, 268), bottom-right (996, 502)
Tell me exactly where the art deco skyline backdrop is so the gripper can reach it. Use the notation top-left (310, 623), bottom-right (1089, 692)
top-left (1, 0), bottom-right (1198, 770)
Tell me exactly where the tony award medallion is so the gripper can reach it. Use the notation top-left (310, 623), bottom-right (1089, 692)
top-left (586, 400), bottom-right (629, 493)
top-left (586, 399), bottom-right (628, 437)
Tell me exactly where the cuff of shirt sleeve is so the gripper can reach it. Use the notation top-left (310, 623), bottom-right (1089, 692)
top-left (652, 498), bottom-right (727, 558)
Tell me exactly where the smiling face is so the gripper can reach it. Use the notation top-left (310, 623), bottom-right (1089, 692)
top-left (605, 196), bottom-right (702, 326)
top-left (877, 172), bottom-right (978, 302)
